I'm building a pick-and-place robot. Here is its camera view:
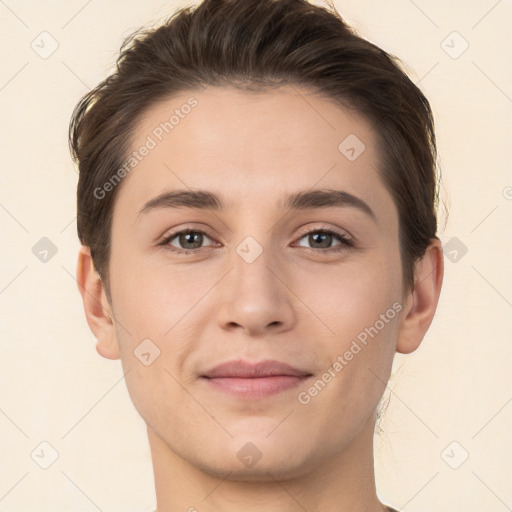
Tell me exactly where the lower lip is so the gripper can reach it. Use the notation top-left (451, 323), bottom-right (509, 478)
top-left (202, 375), bottom-right (311, 399)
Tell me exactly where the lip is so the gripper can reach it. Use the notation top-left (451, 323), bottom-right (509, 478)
top-left (200, 359), bottom-right (313, 400)
top-left (202, 359), bottom-right (312, 378)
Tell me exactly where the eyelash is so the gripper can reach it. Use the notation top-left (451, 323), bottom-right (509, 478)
top-left (158, 226), bottom-right (354, 255)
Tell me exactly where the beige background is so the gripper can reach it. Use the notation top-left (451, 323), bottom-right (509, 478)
top-left (1, 0), bottom-right (511, 511)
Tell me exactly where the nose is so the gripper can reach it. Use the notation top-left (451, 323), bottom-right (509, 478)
top-left (215, 240), bottom-right (296, 336)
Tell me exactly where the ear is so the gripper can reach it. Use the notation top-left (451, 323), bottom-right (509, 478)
top-left (396, 238), bottom-right (444, 354)
top-left (76, 245), bottom-right (120, 360)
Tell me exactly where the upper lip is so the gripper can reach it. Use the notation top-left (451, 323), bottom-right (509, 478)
top-left (201, 359), bottom-right (312, 378)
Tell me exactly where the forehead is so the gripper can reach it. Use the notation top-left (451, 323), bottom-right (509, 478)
top-left (113, 84), bottom-right (396, 224)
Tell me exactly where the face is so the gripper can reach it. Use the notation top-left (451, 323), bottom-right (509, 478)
top-left (106, 85), bottom-right (405, 480)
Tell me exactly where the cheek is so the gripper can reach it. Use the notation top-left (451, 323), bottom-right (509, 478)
top-left (301, 249), bottom-right (401, 397)
top-left (109, 245), bottom-right (191, 338)
top-left (297, 272), bottom-right (400, 439)
top-left (301, 249), bottom-right (402, 341)
top-left (115, 328), bottom-right (194, 432)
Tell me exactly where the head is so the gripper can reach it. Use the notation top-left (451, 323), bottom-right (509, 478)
top-left (72, 0), bottom-right (444, 481)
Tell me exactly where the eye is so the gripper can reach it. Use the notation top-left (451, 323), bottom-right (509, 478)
top-left (294, 228), bottom-right (353, 252)
top-left (159, 226), bottom-right (354, 255)
top-left (160, 229), bottom-right (216, 254)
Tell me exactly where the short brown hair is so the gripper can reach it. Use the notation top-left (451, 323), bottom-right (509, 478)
top-left (69, 0), bottom-right (443, 302)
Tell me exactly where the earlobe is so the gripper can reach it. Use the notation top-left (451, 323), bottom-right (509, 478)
top-left (76, 246), bottom-right (120, 360)
top-left (396, 238), bottom-right (444, 354)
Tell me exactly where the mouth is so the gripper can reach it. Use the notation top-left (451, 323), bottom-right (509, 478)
top-left (201, 375), bottom-right (312, 399)
top-left (200, 359), bottom-right (313, 400)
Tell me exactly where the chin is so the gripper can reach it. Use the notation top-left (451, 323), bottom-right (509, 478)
top-left (198, 457), bottom-right (312, 483)
top-left (191, 437), bottom-right (316, 482)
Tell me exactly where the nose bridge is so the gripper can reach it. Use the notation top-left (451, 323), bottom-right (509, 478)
top-left (227, 204), bottom-right (281, 278)
top-left (214, 227), bottom-right (295, 334)
top-left (231, 231), bottom-right (281, 296)
top-left (227, 201), bottom-right (296, 289)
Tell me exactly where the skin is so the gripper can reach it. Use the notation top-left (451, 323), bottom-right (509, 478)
top-left (77, 84), bottom-right (443, 512)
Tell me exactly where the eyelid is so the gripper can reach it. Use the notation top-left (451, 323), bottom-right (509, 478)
top-left (294, 223), bottom-right (353, 244)
top-left (157, 223), bottom-right (216, 243)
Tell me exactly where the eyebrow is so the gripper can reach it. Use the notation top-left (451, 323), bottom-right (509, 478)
top-left (137, 188), bottom-right (376, 222)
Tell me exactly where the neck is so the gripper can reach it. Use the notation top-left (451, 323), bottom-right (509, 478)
top-left (149, 413), bottom-right (386, 512)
